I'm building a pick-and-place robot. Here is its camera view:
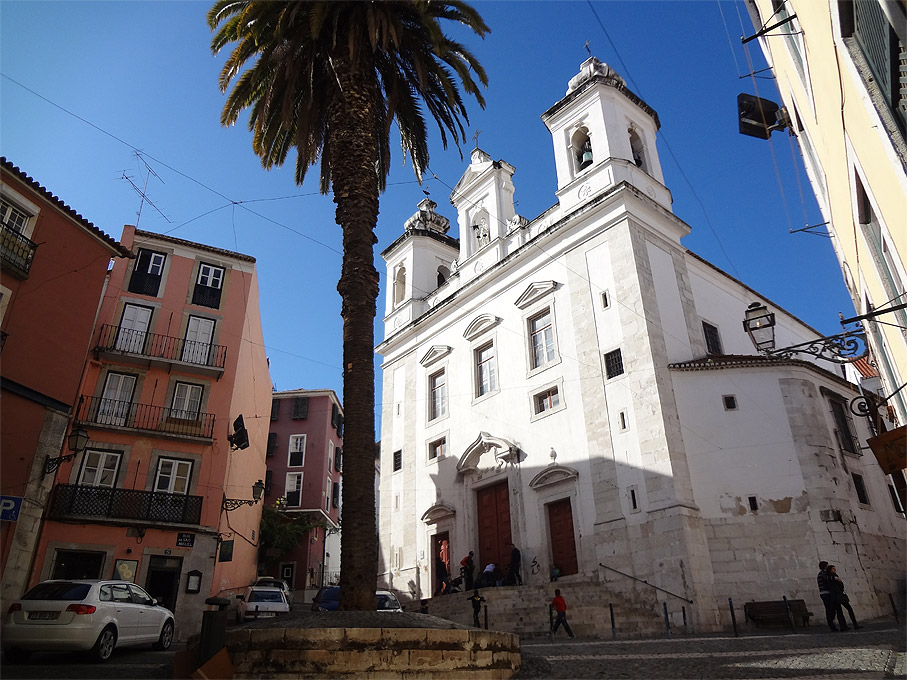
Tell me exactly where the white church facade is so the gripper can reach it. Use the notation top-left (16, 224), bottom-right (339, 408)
top-left (375, 58), bottom-right (905, 632)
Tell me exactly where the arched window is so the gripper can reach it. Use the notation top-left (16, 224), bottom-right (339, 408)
top-left (628, 128), bottom-right (647, 172)
top-left (393, 266), bottom-right (406, 306)
top-left (571, 127), bottom-right (593, 173)
top-left (437, 265), bottom-right (450, 287)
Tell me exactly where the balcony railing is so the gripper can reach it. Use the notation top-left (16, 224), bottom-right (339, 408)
top-left (0, 224), bottom-right (37, 276)
top-left (48, 483), bottom-right (203, 525)
top-left (96, 324), bottom-right (227, 370)
top-left (75, 396), bottom-right (215, 439)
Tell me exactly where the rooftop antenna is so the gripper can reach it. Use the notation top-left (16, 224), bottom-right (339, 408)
top-left (121, 152), bottom-right (170, 227)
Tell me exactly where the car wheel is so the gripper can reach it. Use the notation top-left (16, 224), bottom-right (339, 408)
top-left (90, 625), bottom-right (117, 663)
top-left (152, 619), bottom-right (174, 651)
top-left (3, 647), bottom-right (30, 664)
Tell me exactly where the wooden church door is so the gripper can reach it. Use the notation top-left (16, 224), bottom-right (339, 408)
top-left (547, 497), bottom-right (578, 576)
top-left (476, 481), bottom-right (511, 570)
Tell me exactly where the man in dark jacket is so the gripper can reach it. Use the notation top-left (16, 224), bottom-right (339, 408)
top-left (508, 544), bottom-right (522, 585)
top-left (817, 560), bottom-right (847, 631)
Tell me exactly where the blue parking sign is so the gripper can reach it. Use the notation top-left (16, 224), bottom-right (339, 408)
top-left (1, 496), bottom-right (23, 521)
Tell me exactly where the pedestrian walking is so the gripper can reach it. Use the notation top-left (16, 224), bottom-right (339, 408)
top-left (467, 589), bottom-right (485, 627)
top-left (827, 564), bottom-right (860, 629)
top-left (817, 560), bottom-right (848, 631)
top-left (508, 543), bottom-right (522, 585)
top-left (435, 556), bottom-right (450, 595)
top-left (550, 588), bottom-right (574, 638)
top-left (461, 551), bottom-right (476, 590)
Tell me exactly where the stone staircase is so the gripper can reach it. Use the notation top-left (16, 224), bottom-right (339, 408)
top-left (418, 579), bottom-right (694, 640)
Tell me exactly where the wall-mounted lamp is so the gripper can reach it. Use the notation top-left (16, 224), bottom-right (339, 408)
top-left (222, 480), bottom-right (266, 511)
top-left (44, 425), bottom-right (89, 476)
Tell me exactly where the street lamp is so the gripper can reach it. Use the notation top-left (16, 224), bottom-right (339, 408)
top-left (43, 425), bottom-right (89, 476)
top-left (742, 302), bottom-right (866, 364)
top-left (222, 479), bottom-right (266, 511)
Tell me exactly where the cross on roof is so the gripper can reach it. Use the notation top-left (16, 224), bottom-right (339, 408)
top-left (471, 129), bottom-right (482, 149)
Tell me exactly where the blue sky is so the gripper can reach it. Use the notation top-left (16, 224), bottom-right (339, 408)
top-left (1, 1), bottom-right (853, 418)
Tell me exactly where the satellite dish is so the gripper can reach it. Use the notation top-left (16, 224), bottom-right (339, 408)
top-left (227, 414), bottom-right (250, 450)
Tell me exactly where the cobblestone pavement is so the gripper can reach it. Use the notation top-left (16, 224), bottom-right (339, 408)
top-left (516, 620), bottom-right (905, 679)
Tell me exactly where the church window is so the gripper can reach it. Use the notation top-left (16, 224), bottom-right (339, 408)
top-left (428, 437), bottom-right (446, 461)
top-left (601, 290), bottom-right (611, 309)
top-left (629, 486), bottom-right (639, 512)
top-left (604, 349), bottom-right (624, 379)
top-left (533, 387), bottom-right (560, 415)
top-left (393, 265), bottom-right (406, 306)
top-left (618, 410), bottom-right (629, 430)
top-left (571, 127), bottom-right (593, 173)
top-left (628, 128), bottom-right (648, 172)
top-left (702, 321), bottom-right (723, 355)
top-left (474, 341), bottom-right (497, 397)
top-left (723, 395), bottom-right (738, 411)
top-left (528, 308), bottom-right (556, 369)
top-left (428, 369), bottom-right (447, 421)
top-left (393, 449), bottom-right (402, 472)
top-left (437, 265), bottom-right (450, 287)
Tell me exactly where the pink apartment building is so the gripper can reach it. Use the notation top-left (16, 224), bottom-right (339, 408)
top-left (29, 225), bottom-right (271, 640)
top-left (1, 158), bottom-right (131, 613)
top-left (263, 389), bottom-right (343, 593)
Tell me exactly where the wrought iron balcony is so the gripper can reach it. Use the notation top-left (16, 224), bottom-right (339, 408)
top-left (75, 396), bottom-right (215, 440)
top-left (48, 483), bottom-right (203, 525)
top-left (95, 324), bottom-right (227, 374)
top-left (1, 224), bottom-right (37, 277)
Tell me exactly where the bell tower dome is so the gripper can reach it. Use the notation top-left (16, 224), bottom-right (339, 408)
top-left (541, 57), bottom-right (672, 215)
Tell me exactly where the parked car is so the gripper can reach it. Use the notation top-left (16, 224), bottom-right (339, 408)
top-left (2, 579), bottom-right (174, 663)
top-left (236, 586), bottom-right (290, 623)
top-left (311, 586), bottom-right (402, 612)
top-left (253, 577), bottom-right (293, 605)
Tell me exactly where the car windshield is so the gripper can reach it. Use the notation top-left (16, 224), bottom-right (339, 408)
top-left (22, 582), bottom-right (91, 601)
top-left (249, 591), bottom-right (284, 603)
top-left (376, 594), bottom-right (400, 610)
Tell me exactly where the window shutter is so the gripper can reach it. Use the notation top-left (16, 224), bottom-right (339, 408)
top-left (264, 470), bottom-right (272, 493)
top-left (270, 399), bottom-right (280, 420)
top-left (267, 433), bottom-right (277, 457)
top-left (334, 449), bottom-right (342, 472)
top-left (332, 482), bottom-right (340, 508)
top-left (292, 397), bottom-right (308, 419)
top-left (331, 403), bottom-right (339, 429)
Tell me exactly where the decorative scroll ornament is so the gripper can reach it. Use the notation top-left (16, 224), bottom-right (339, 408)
top-left (768, 328), bottom-right (867, 364)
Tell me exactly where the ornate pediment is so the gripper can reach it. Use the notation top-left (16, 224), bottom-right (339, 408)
top-left (457, 432), bottom-right (521, 473)
top-left (514, 281), bottom-right (559, 309)
top-left (420, 503), bottom-right (456, 525)
top-left (528, 464), bottom-right (579, 490)
top-left (463, 314), bottom-right (501, 341)
top-left (420, 345), bottom-right (452, 367)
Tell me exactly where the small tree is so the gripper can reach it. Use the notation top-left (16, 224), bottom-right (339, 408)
top-left (258, 502), bottom-right (325, 571)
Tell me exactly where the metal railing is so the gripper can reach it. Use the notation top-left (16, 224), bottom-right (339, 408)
top-left (0, 224), bottom-right (37, 275)
top-left (599, 562), bottom-right (693, 604)
top-left (96, 324), bottom-right (227, 369)
top-left (75, 396), bottom-right (215, 439)
top-left (48, 483), bottom-right (203, 525)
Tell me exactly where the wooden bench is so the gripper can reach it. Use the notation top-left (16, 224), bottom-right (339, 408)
top-left (744, 599), bottom-right (813, 628)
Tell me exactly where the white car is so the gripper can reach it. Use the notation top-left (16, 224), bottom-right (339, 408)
top-left (236, 585), bottom-right (290, 622)
top-left (253, 577), bottom-right (294, 606)
top-left (2, 579), bottom-right (174, 663)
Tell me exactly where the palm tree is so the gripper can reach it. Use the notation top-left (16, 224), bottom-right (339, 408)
top-left (208, 1), bottom-right (488, 610)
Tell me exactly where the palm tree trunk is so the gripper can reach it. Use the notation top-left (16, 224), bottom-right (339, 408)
top-left (330, 53), bottom-right (380, 612)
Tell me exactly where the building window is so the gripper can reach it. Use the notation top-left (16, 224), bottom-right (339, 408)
top-left (98, 372), bottom-right (137, 426)
top-left (748, 496), bottom-right (759, 511)
top-left (534, 387), bottom-right (560, 415)
top-left (852, 473), bottom-right (870, 505)
top-left (0, 198), bottom-right (30, 233)
top-left (428, 437), bottom-right (446, 461)
top-left (270, 399), bottom-right (280, 420)
top-left (702, 321), bottom-right (723, 355)
top-left (154, 458), bottom-right (192, 495)
top-left (618, 410), bottom-right (629, 431)
top-left (475, 341), bottom-right (497, 397)
top-left (288, 435), bottom-right (306, 467)
top-left (604, 349), bottom-right (624, 379)
top-left (264, 470), bottom-right (272, 494)
top-left (128, 248), bottom-right (166, 297)
top-left (528, 308), bottom-right (556, 369)
top-left (829, 399), bottom-right (859, 454)
top-left (171, 382), bottom-right (203, 420)
top-left (78, 450), bottom-right (121, 488)
top-left (182, 316), bottom-right (215, 365)
top-left (429, 369), bottom-right (447, 421)
top-left (888, 485), bottom-right (905, 514)
top-left (192, 263), bottom-right (224, 308)
top-left (285, 473), bottom-right (303, 507)
top-left (328, 441), bottom-right (334, 471)
top-left (572, 127), bottom-right (593, 173)
top-left (325, 477), bottom-right (332, 511)
top-left (332, 482), bottom-right (340, 508)
top-left (723, 395), bottom-right (738, 411)
top-left (393, 266), bottom-right (406, 306)
top-left (628, 127), bottom-right (648, 172)
top-left (393, 449), bottom-right (402, 472)
top-left (334, 448), bottom-right (342, 472)
top-left (629, 485), bottom-right (639, 512)
top-left (266, 432), bottom-right (277, 457)
top-left (601, 291), bottom-right (611, 309)
top-left (116, 304), bottom-right (153, 353)
top-left (292, 397), bottom-right (308, 419)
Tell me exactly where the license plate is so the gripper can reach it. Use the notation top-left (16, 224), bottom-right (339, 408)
top-left (28, 611), bottom-right (59, 620)
top-left (256, 612), bottom-right (275, 617)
